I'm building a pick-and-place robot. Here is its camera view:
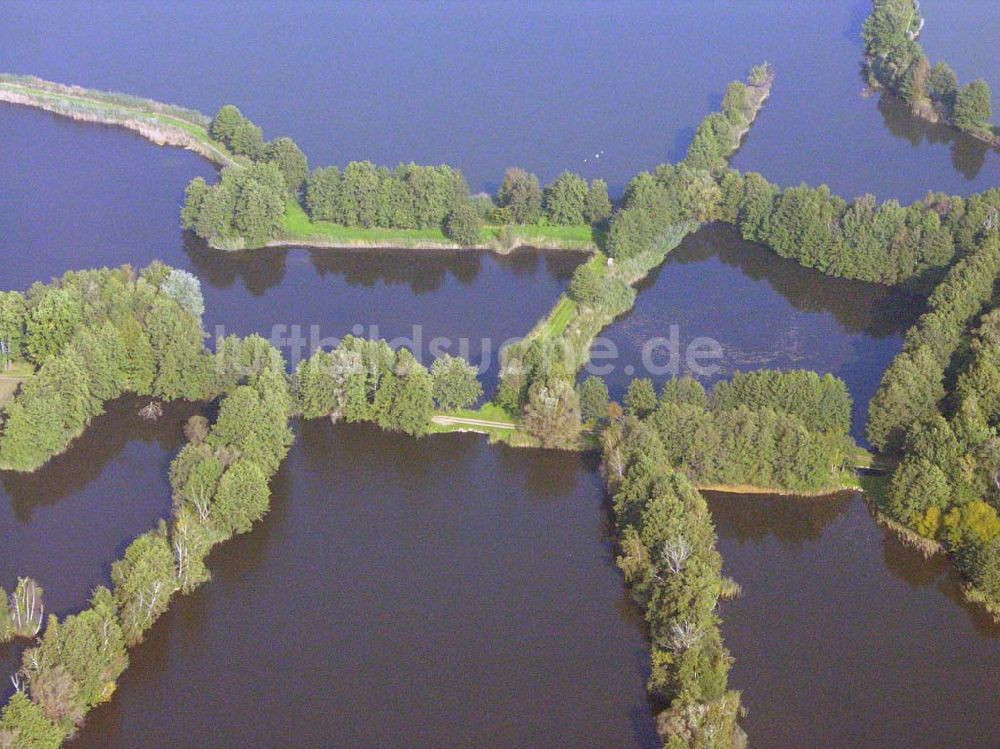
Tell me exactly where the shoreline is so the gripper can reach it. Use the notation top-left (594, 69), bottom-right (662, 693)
top-left (259, 235), bottom-right (596, 255)
top-left (0, 77), bottom-right (236, 166)
top-left (696, 482), bottom-right (857, 498)
top-left (866, 78), bottom-right (1000, 149)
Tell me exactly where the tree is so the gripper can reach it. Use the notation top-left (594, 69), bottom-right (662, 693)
top-left (8, 578), bottom-right (44, 638)
top-left (266, 137), bottom-right (309, 194)
top-left (607, 206), bottom-right (657, 259)
top-left (625, 378), bottom-right (657, 418)
top-left (229, 121), bottom-right (266, 160)
top-left (377, 350), bottom-right (434, 435)
top-left (67, 323), bottom-right (128, 406)
top-left (954, 80), bottom-right (993, 135)
top-left (183, 162), bottom-right (287, 247)
top-left (659, 376), bottom-right (708, 409)
top-left (886, 457), bottom-right (952, 523)
top-left (863, 0), bottom-right (920, 59)
top-left (304, 166), bottom-right (342, 220)
top-left (577, 376), bottom-right (610, 423)
top-left (111, 526), bottom-right (176, 645)
top-left (543, 172), bottom-right (588, 225)
top-left (209, 105), bottom-right (246, 145)
top-left (583, 179), bottom-right (613, 224)
top-left (523, 378), bottom-right (582, 448)
top-left (964, 537), bottom-right (1000, 603)
top-left (25, 286), bottom-right (83, 364)
top-left (145, 296), bottom-right (213, 402)
top-left (0, 692), bottom-right (65, 749)
top-left (210, 384), bottom-right (293, 475)
top-left (232, 165), bottom-right (287, 246)
top-left (160, 269), bottom-right (205, 321)
top-left (444, 200), bottom-right (483, 246)
top-left (180, 177), bottom-right (210, 232)
top-left (430, 355), bottom-right (482, 411)
top-left (497, 168), bottom-right (543, 224)
top-left (928, 62), bottom-right (959, 112)
top-left (721, 81), bottom-right (749, 125)
top-left (711, 369), bottom-right (851, 435)
top-left (212, 460), bottom-right (271, 537)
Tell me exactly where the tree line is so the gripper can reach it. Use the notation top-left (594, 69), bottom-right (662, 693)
top-left (867, 230), bottom-right (1000, 618)
top-left (294, 338), bottom-right (482, 435)
top-left (0, 264), bottom-right (214, 472)
top-left (864, 0), bottom-right (995, 141)
top-left (0, 335), bottom-right (295, 747)
top-left (601, 413), bottom-right (744, 748)
top-left (719, 175), bottom-right (1000, 285)
top-left (685, 62), bottom-right (773, 173)
top-left (181, 103), bottom-right (611, 249)
top-left (868, 233), bottom-right (1000, 452)
top-left (621, 372), bottom-right (856, 494)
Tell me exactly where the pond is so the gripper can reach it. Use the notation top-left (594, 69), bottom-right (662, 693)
top-left (596, 223), bottom-right (924, 443)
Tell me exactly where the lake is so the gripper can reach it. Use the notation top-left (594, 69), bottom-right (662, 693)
top-left (0, 1), bottom-right (998, 747)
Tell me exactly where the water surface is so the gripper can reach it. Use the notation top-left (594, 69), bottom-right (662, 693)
top-left (2, 1), bottom-right (997, 198)
top-left (597, 223), bottom-right (924, 442)
top-left (0, 398), bottom-right (200, 618)
top-left (0, 106), bottom-right (583, 393)
top-left (0, 4), bottom-right (998, 747)
top-left (71, 422), bottom-right (659, 749)
top-left (708, 490), bottom-right (1000, 749)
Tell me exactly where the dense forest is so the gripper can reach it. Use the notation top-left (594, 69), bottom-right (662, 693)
top-left (602, 415), bottom-right (744, 747)
top-left (616, 372), bottom-right (857, 495)
top-left (294, 339), bottom-right (482, 435)
top-left (868, 232), bottom-right (1000, 617)
top-left (0, 264), bottom-right (213, 471)
top-left (864, 0), bottom-right (996, 143)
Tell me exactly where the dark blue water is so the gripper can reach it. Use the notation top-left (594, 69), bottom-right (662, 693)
top-left (0, 105), bottom-right (583, 394)
top-left (596, 223), bottom-right (923, 443)
top-left (2, 0), bottom-right (997, 199)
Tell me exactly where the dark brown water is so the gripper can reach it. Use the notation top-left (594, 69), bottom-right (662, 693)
top-left (1, 3), bottom-right (999, 746)
top-left (70, 422), bottom-right (659, 748)
top-left (708, 491), bottom-right (1000, 748)
top-left (0, 398), bottom-right (202, 617)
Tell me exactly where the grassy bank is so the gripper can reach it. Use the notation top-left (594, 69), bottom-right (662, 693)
top-left (271, 202), bottom-right (596, 253)
top-left (429, 404), bottom-right (540, 446)
top-left (0, 74), bottom-right (236, 166)
top-left (516, 222), bottom-right (699, 377)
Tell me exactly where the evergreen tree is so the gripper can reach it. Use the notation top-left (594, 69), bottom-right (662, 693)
top-left (266, 137), bottom-right (309, 194)
top-left (954, 80), bottom-right (994, 135)
top-left (497, 168), bottom-right (543, 224)
top-left (430, 355), bottom-right (483, 411)
top-left (577, 376), bottom-right (610, 423)
top-left (444, 200), bottom-right (483, 246)
top-left (583, 179), bottom-right (613, 224)
top-left (543, 172), bottom-right (589, 225)
top-left (212, 459), bottom-right (271, 537)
